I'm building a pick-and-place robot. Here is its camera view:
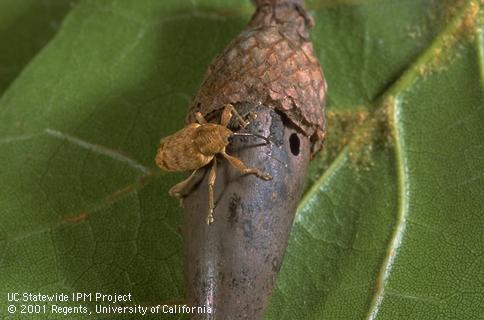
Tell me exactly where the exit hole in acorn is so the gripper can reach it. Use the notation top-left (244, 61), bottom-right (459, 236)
top-left (289, 133), bottom-right (300, 156)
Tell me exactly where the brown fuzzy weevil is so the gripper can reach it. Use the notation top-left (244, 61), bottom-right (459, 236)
top-left (155, 104), bottom-right (272, 224)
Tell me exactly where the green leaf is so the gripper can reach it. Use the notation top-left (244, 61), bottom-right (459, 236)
top-left (266, 0), bottom-right (484, 319)
top-left (0, 1), bottom-right (482, 320)
top-left (0, 0), bottom-right (77, 94)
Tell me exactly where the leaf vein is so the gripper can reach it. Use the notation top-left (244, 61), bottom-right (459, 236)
top-left (44, 128), bottom-right (152, 174)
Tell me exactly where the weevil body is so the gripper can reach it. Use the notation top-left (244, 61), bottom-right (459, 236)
top-left (155, 104), bottom-right (271, 224)
top-left (155, 122), bottom-right (230, 172)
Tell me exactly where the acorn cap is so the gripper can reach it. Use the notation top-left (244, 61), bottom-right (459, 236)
top-left (187, 0), bottom-right (326, 156)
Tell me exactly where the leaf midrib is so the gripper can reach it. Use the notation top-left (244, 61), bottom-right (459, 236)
top-left (294, 1), bottom-right (481, 318)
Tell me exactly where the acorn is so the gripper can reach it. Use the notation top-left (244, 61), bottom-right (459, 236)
top-left (181, 0), bottom-right (326, 318)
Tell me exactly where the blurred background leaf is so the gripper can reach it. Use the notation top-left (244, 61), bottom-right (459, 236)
top-left (0, 0), bottom-right (482, 319)
top-left (0, 0), bottom-right (77, 94)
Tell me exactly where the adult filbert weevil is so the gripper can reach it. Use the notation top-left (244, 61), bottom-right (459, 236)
top-left (155, 103), bottom-right (272, 224)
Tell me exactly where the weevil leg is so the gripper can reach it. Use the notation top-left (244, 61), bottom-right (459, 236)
top-left (221, 104), bottom-right (249, 128)
top-left (195, 112), bottom-right (207, 124)
top-left (207, 159), bottom-right (217, 224)
top-left (221, 151), bottom-right (272, 180)
top-left (169, 169), bottom-right (199, 198)
top-left (245, 111), bottom-right (257, 123)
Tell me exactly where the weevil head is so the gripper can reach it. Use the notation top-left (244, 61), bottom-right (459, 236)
top-left (195, 124), bottom-right (233, 156)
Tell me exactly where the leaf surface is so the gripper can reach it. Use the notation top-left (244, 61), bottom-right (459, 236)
top-left (0, 0), bottom-right (76, 94)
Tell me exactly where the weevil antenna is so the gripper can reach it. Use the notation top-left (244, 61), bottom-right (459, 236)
top-left (232, 132), bottom-right (288, 168)
top-left (232, 132), bottom-right (272, 145)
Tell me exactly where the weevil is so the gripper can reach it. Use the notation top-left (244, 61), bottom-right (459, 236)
top-left (155, 104), bottom-right (272, 224)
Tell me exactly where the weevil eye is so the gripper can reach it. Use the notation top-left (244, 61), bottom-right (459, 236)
top-left (226, 133), bottom-right (234, 144)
